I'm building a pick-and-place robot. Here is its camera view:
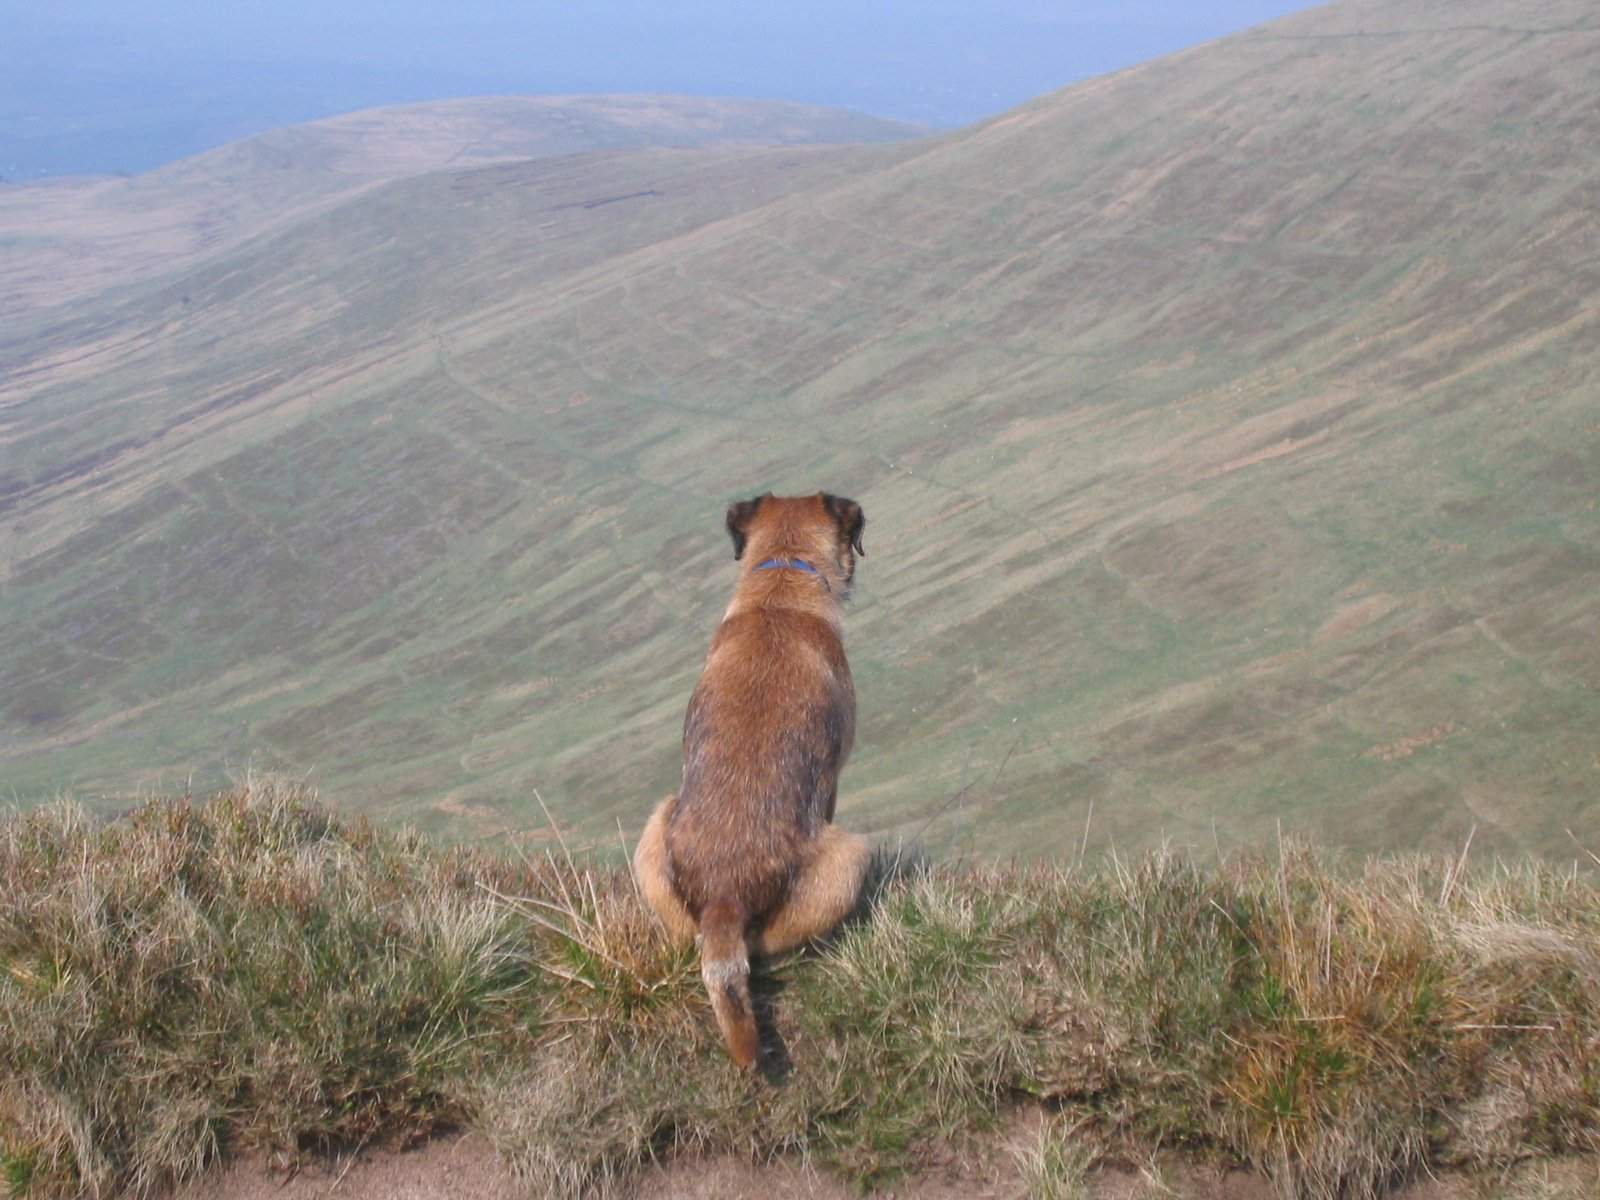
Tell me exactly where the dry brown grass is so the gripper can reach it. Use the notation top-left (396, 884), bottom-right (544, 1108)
top-left (2, 782), bottom-right (1596, 1198)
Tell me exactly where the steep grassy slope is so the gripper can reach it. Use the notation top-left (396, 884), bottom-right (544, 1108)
top-left (0, 137), bottom-right (927, 815)
top-left (4, 0), bottom-right (1598, 860)
top-left (0, 94), bottom-right (923, 317)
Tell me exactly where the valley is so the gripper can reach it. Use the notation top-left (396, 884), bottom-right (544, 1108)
top-left (3, 0), bottom-right (1597, 863)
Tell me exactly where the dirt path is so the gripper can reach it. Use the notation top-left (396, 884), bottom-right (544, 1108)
top-left (170, 1136), bottom-right (520, 1200)
top-left (171, 1133), bottom-right (1597, 1199)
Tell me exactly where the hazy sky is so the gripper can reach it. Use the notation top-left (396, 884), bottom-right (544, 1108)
top-left (2, 0), bottom-right (1310, 178)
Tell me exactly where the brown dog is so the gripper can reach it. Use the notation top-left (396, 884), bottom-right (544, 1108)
top-left (633, 492), bottom-right (872, 1068)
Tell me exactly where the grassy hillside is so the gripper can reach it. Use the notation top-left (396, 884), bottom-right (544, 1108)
top-left (0, 95), bottom-right (923, 317)
top-left (2, 782), bottom-right (1597, 1198)
top-left (3, 0), bottom-right (1599, 860)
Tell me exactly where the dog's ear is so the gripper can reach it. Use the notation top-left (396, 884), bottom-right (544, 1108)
top-left (725, 494), bottom-right (767, 560)
top-left (822, 493), bottom-right (866, 557)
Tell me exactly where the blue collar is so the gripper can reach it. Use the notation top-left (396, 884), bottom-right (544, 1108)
top-left (756, 558), bottom-right (818, 574)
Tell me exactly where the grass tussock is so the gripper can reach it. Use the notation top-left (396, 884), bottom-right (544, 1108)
top-left (2, 781), bottom-right (1597, 1198)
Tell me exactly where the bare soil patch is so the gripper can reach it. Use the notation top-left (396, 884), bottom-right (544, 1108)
top-left (170, 1137), bottom-right (1595, 1200)
top-left (170, 1135), bottom-right (519, 1200)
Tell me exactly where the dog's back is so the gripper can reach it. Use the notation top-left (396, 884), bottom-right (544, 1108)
top-left (668, 605), bottom-right (854, 923)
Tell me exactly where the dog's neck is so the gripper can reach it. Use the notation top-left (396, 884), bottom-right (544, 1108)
top-left (755, 558), bottom-right (823, 582)
top-left (723, 554), bottom-right (845, 630)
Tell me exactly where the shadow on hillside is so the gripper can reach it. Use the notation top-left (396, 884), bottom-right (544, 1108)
top-left (858, 839), bottom-right (934, 912)
top-left (750, 839), bottom-right (932, 1082)
top-left (749, 970), bottom-right (794, 1081)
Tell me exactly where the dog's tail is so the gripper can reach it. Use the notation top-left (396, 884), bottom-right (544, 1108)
top-left (699, 897), bottom-right (759, 1069)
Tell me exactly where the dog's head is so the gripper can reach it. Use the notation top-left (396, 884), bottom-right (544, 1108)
top-left (726, 492), bottom-right (867, 587)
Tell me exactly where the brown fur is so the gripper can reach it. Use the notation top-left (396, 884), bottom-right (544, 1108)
top-left (633, 492), bottom-right (872, 1069)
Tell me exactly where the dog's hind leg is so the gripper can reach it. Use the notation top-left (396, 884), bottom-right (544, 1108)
top-left (756, 824), bottom-right (871, 955)
top-left (632, 795), bottom-right (697, 946)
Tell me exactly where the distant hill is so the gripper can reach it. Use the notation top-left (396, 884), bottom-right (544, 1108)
top-left (0, 94), bottom-right (924, 316)
top-left (3, 0), bottom-right (1597, 862)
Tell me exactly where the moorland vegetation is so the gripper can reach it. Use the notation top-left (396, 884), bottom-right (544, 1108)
top-left (3, 779), bottom-right (1596, 1198)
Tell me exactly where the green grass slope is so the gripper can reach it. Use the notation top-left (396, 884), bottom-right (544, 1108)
top-left (3, 0), bottom-right (1598, 860)
top-left (2, 783), bottom-right (1597, 1198)
top-left (0, 94), bottom-right (924, 317)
